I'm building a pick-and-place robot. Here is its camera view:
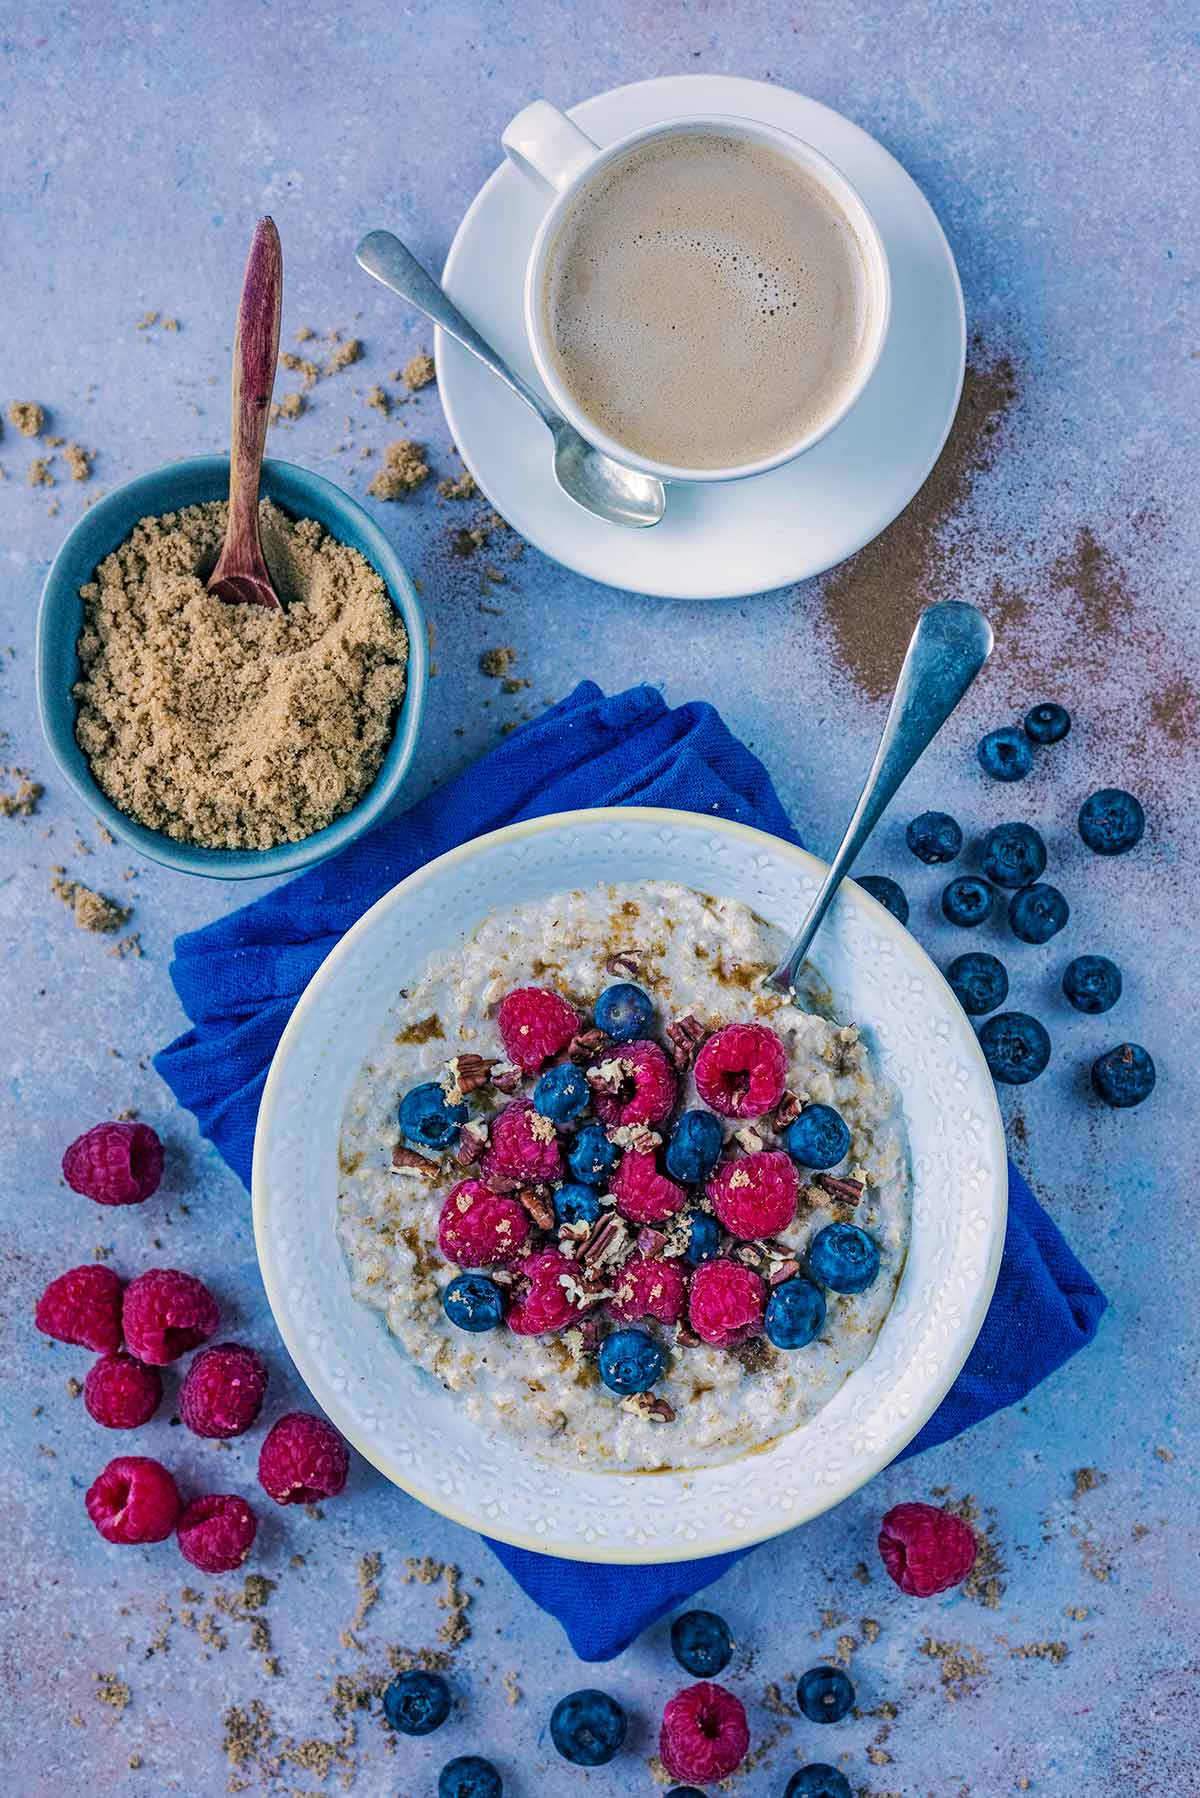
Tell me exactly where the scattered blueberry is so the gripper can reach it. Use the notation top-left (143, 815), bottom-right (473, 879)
top-left (382, 1668), bottom-right (451, 1735)
top-left (796, 1664), bottom-right (856, 1724)
top-left (594, 982), bottom-right (655, 1042)
top-left (806, 1223), bottom-right (881, 1295)
top-left (684, 1209), bottom-right (722, 1264)
top-left (666, 1109), bottom-right (725, 1183)
top-left (1091, 1042), bottom-right (1156, 1108)
top-left (670, 1609), bottom-right (734, 1677)
top-left (978, 1012), bottom-right (1052, 1084)
top-left (856, 874), bottom-right (910, 925)
top-left (1024, 701), bottom-right (1071, 744)
top-left (906, 810), bottom-right (963, 864)
top-left (1062, 954), bottom-right (1122, 1014)
top-left (568, 1122), bottom-right (619, 1187)
top-left (946, 951), bottom-right (1009, 1016)
top-left (786, 1768), bottom-right (854, 1798)
top-left (550, 1689), bottom-right (627, 1765)
top-left (442, 1273), bottom-right (505, 1333)
top-left (554, 1183), bottom-right (602, 1227)
top-left (597, 1328), bottom-right (665, 1396)
top-left (438, 1755), bottom-right (502, 1798)
top-left (1078, 787), bottom-right (1145, 855)
top-left (980, 821), bottom-right (1047, 889)
top-left (942, 875), bottom-right (994, 927)
top-left (399, 1081), bottom-right (468, 1149)
top-left (977, 727), bottom-right (1033, 782)
top-left (765, 1276), bottom-right (827, 1349)
top-left (785, 1104), bottom-right (852, 1170)
top-left (1009, 882), bottom-right (1069, 944)
top-left (532, 1062), bottom-right (590, 1121)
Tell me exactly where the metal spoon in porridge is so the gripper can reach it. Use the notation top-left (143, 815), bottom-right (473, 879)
top-left (766, 601), bottom-right (994, 995)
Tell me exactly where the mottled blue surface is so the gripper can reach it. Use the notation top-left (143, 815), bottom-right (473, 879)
top-left (1, 3), bottom-right (1196, 1793)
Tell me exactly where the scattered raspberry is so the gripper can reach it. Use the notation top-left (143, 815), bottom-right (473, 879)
top-left (687, 1259), bottom-right (766, 1347)
top-left (122, 1268), bottom-right (220, 1365)
top-left (84, 1352), bottom-right (163, 1429)
top-left (62, 1121), bottom-right (164, 1206)
top-left (610, 1256), bottom-right (687, 1324)
top-left (438, 1180), bottom-right (530, 1266)
top-left (589, 1039), bottom-right (678, 1128)
top-left (694, 1024), bottom-right (788, 1119)
top-left (707, 1150), bottom-right (798, 1240)
top-left (497, 986), bottom-right (580, 1073)
top-left (506, 1249), bottom-right (578, 1335)
top-left (482, 1100), bottom-right (564, 1183)
top-left (177, 1493), bottom-right (258, 1574)
top-left (258, 1411), bottom-right (350, 1505)
top-left (878, 1501), bottom-right (979, 1596)
top-left (612, 1149), bottom-right (688, 1224)
top-left (35, 1264), bottom-right (124, 1352)
top-left (179, 1343), bottom-right (268, 1439)
top-left (86, 1455), bottom-right (180, 1544)
top-left (660, 1682), bottom-right (750, 1784)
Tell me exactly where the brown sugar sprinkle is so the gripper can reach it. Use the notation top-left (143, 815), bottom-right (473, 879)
top-left (325, 336), bottom-right (364, 376)
top-left (279, 350), bottom-right (321, 390)
top-left (0, 768), bottom-right (42, 817)
top-left (479, 644), bottom-right (517, 677)
top-left (365, 384), bottom-right (391, 416)
top-left (28, 457), bottom-right (54, 487)
top-left (94, 1671), bottom-right (131, 1714)
top-left (438, 469), bottom-right (477, 501)
top-left (932, 1489), bottom-right (1006, 1609)
top-left (9, 399), bottom-right (45, 436)
top-left (394, 1013), bottom-right (444, 1045)
top-left (268, 391), bottom-right (305, 424)
top-left (1072, 1465), bottom-right (1106, 1499)
top-left (51, 874), bottom-right (131, 935)
top-left (918, 1635), bottom-right (989, 1701)
top-left (367, 438), bottom-right (429, 499)
top-left (64, 442), bottom-right (94, 481)
top-left (404, 351), bottom-right (436, 391)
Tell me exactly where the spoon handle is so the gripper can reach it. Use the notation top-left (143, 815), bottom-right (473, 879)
top-left (765, 601), bottom-right (994, 994)
top-left (356, 230), bottom-right (554, 427)
top-left (210, 217), bottom-right (283, 608)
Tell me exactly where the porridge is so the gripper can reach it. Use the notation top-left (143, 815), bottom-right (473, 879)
top-left (336, 881), bottom-right (910, 1472)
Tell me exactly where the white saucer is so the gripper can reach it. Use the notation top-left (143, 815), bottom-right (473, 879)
top-left (437, 74), bottom-right (965, 601)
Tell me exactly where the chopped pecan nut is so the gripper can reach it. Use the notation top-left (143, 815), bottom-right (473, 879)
top-left (566, 1027), bottom-right (611, 1066)
top-left (454, 1120), bottom-right (490, 1166)
top-left (443, 1052), bottom-right (498, 1100)
top-left (622, 1391), bottom-right (676, 1422)
top-left (674, 1320), bottom-right (702, 1348)
top-left (490, 1060), bottom-right (522, 1094)
top-left (814, 1173), bottom-right (865, 1204)
top-left (391, 1144), bottom-right (440, 1177)
top-left (516, 1185), bottom-right (556, 1231)
top-left (768, 1258), bottom-right (801, 1285)
top-left (586, 1056), bottom-right (631, 1097)
top-left (733, 1242), bottom-right (766, 1268)
top-left (483, 1169), bottom-right (523, 1194)
top-left (665, 1012), bottom-right (705, 1072)
top-left (605, 950), bottom-right (641, 978)
top-left (771, 1090), bottom-right (803, 1130)
top-left (636, 1226), bottom-right (668, 1258)
top-left (580, 1213), bottom-right (632, 1273)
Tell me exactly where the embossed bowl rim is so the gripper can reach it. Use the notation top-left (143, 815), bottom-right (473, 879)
top-left (253, 807), bottom-right (1007, 1563)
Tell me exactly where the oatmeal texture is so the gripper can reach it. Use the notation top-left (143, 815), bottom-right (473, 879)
top-left (337, 882), bottom-right (910, 1473)
top-left (73, 499), bottom-right (408, 850)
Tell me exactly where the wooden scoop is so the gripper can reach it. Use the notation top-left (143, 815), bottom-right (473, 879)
top-left (208, 217), bottom-right (284, 609)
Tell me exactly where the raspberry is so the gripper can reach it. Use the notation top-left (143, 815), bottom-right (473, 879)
top-left (481, 1100), bottom-right (564, 1184)
top-left (258, 1411), bottom-right (350, 1505)
top-left (707, 1150), bottom-right (798, 1240)
top-left (438, 1180), bottom-right (531, 1266)
top-left (84, 1352), bottom-right (163, 1428)
top-left (612, 1149), bottom-right (687, 1224)
top-left (497, 986), bottom-right (580, 1073)
top-left (506, 1249), bottom-right (578, 1335)
top-left (122, 1268), bottom-right (219, 1365)
top-left (694, 1024), bottom-right (788, 1119)
top-left (86, 1455), bottom-right (180, 1544)
top-left (35, 1264), bottom-right (124, 1352)
top-left (179, 1343), bottom-right (269, 1439)
top-left (589, 1039), bottom-right (678, 1128)
top-left (660, 1682), bottom-right (750, 1785)
top-left (878, 1501), bottom-right (979, 1596)
top-left (177, 1493), bottom-right (258, 1574)
top-left (610, 1256), bottom-right (687, 1324)
top-left (687, 1259), bottom-right (766, 1347)
top-left (62, 1121), bottom-right (164, 1206)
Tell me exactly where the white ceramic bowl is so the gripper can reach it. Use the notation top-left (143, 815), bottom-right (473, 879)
top-left (253, 809), bottom-right (1006, 1564)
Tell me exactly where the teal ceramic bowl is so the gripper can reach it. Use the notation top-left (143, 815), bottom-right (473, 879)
top-left (36, 456), bottom-right (427, 879)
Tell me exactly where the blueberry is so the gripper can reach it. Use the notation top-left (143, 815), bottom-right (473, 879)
top-left (786, 1768), bottom-right (854, 1798)
top-left (670, 1608), bottom-right (734, 1677)
top-left (796, 1664), bottom-right (856, 1724)
top-left (438, 1755), bottom-right (502, 1798)
top-left (684, 1209), bottom-right (722, 1264)
top-left (594, 982), bottom-right (655, 1042)
top-left (1078, 787), bottom-right (1145, 855)
top-left (978, 1012), bottom-right (1052, 1084)
top-left (554, 1183), bottom-right (602, 1227)
top-left (442, 1273), bottom-right (505, 1333)
top-left (1024, 701), bottom-right (1071, 744)
top-left (980, 821), bottom-right (1047, 889)
top-left (1009, 882), bottom-right (1069, 944)
top-left (549, 1689), bottom-right (627, 1766)
top-left (399, 1081), bottom-right (467, 1149)
top-left (785, 1104), bottom-right (852, 1170)
top-left (532, 1062), bottom-right (589, 1121)
top-left (856, 874), bottom-right (909, 924)
top-left (906, 810), bottom-right (963, 864)
top-left (946, 951), bottom-right (1009, 1016)
top-left (942, 875), bottom-right (994, 927)
top-left (567, 1122), bottom-right (619, 1187)
top-left (382, 1668), bottom-right (451, 1735)
top-left (765, 1276), bottom-right (827, 1349)
top-left (1062, 954), bottom-right (1122, 1014)
top-left (597, 1328), bottom-right (664, 1396)
top-left (666, 1109), bottom-right (725, 1183)
top-left (977, 727), bottom-right (1033, 782)
top-left (1092, 1042), bottom-right (1156, 1108)
top-left (806, 1223), bottom-right (880, 1295)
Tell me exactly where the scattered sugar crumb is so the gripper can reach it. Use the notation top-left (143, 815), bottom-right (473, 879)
top-left (269, 392), bottom-right (306, 424)
top-left (29, 457), bottom-right (55, 487)
top-left (368, 439), bottom-right (429, 499)
top-left (65, 442), bottom-right (94, 481)
top-left (9, 399), bottom-right (45, 436)
top-left (365, 385), bottom-right (391, 416)
top-left (94, 1671), bottom-right (130, 1714)
top-left (438, 470), bottom-right (477, 501)
top-left (479, 645), bottom-right (516, 678)
top-left (51, 874), bottom-right (131, 934)
top-left (404, 352), bottom-right (435, 391)
top-left (326, 337), bottom-right (363, 375)
top-left (0, 769), bottom-right (42, 817)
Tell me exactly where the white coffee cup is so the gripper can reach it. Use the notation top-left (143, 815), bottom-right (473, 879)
top-left (501, 101), bottom-right (892, 485)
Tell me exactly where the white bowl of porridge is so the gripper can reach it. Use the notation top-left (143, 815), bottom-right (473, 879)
top-left (252, 808), bottom-right (1006, 1563)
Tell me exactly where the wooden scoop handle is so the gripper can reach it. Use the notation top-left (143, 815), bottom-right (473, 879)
top-left (208, 217), bottom-right (284, 608)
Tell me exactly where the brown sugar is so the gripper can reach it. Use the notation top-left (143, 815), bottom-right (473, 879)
top-left (9, 399), bottom-right (45, 437)
top-left (479, 645), bottom-right (516, 677)
top-left (64, 442), bottom-right (94, 481)
top-left (404, 351), bottom-right (436, 391)
top-left (325, 337), bottom-right (363, 375)
top-left (438, 470), bottom-right (477, 501)
top-left (365, 384), bottom-right (391, 416)
top-left (367, 439), bottom-right (429, 500)
top-left (51, 874), bottom-right (131, 934)
top-left (28, 457), bottom-right (54, 487)
top-left (269, 392), bottom-right (305, 424)
top-left (0, 769), bottom-right (42, 817)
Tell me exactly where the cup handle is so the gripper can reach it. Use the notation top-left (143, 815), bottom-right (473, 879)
top-left (502, 100), bottom-right (600, 194)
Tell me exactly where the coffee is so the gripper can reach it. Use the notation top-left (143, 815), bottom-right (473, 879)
top-left (541, 130), bottom-right (876, 471)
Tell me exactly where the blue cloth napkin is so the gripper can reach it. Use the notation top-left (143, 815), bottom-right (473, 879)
top-left (156, 681), bottom-right (1106, 1661)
